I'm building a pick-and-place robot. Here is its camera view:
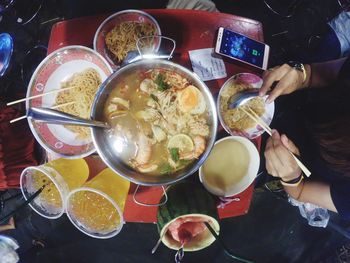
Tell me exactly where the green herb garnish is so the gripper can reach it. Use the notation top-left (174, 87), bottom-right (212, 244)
top-left (169, 148), bottom-right (180, 163)
top-left (155, 73), bottom-right (170, 91)
top-left (178, 159), bottom-right (192, 167)
top-left (150, 94), bottom-right (158, 102)
top-left (160, 163), bottom-right (173, 175)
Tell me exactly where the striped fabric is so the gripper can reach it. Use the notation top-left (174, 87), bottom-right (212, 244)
top-left (0, 107), bottom-right (38, 189)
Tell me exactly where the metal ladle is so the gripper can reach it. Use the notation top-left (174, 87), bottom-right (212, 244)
top-left (27, 107), bottom-right (110, 129)
top-left (227, 88), bottom-right (269, 109)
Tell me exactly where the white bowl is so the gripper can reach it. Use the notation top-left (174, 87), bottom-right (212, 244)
top-left (199, 135), bottom-right (260, 197)
top-left (217, 72), bottom-right (275, 139)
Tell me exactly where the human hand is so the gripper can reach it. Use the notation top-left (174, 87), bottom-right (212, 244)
top-left (265, 130), bottom-right (302, 182)
top-left (259, 64), bottom-right (306, 103)
top-left (0, 217), bottom-right (15, 232)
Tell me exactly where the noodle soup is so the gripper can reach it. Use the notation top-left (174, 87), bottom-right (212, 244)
top-left (55, 68), bottom-right (102, 139)
top-left (103, 69), bottom-right (211, 176)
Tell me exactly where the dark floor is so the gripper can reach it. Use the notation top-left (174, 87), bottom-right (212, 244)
top-left (6, 187), bottom-right (349, 263)
top-left (1, 0), bottom-right (349, 262)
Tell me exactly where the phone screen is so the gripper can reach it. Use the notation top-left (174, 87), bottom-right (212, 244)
top-left (219, 28), bottom-right (266, 68)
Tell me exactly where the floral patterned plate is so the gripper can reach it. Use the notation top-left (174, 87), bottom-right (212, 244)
top-left (26, 45), bottom-right (113, 158)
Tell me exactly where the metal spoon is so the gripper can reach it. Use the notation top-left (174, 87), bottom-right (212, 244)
top-left (27, 107), bottom-right (110, 129)
top-left (227, 88), bottom-right (266, 109)
top-left (152, 231), bottom-right (166, 254)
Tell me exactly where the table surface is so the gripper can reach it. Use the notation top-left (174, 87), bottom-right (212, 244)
top-left (48, 9), bottom-right (264, 223)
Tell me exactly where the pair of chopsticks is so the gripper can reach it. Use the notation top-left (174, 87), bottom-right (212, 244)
top-left (10, 101), bottom-right (75, 124)
top-left (0, 184), bottom-right (47, 224)
top-left (6, 86), bottom-right (75, 106)
top-left (240, 107), bottom-right (311, 177)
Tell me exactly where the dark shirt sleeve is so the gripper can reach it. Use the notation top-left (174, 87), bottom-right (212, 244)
top-left (338, 56), bottom-right (350, 80)
top-left (330, 180), bottom-right (350, 220)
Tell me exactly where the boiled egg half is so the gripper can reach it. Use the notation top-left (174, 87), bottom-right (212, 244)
top-left (178, 85), bottom-right (206, 115)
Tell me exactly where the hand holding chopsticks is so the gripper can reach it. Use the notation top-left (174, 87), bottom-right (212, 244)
top-left (240, 107), bottom-right (311, 177)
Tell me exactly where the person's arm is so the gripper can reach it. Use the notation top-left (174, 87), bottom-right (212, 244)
top-left (260, 57), bottom-right (348, 103)
top-left (265, 130), bottom-right (337, 212)
top-left (283, 179), bottom-right (337, 212)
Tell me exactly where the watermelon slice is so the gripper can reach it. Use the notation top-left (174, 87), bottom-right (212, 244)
top-left (168, 216), bottom-right (210, 244)
top-left (157, 182), bottom-right (220, 252)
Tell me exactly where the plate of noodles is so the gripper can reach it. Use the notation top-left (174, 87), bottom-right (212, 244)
top-left (217, 73), bottom-right (275, 139)
top-left (93, 9), bottom-right (161, 69)
top-left (26, 45), bottom-right (113, 158)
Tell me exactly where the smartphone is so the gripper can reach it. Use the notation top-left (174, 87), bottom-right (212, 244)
top-left (215, 27), bottom-right (270, 70)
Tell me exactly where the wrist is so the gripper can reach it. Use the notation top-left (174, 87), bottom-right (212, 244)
top-left (280, 172), bottom-right (304, 187)
top-left (301, 64), bottom-right (312, 88)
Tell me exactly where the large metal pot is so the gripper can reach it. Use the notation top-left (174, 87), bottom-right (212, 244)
top-left (91, 59), bottom-right (218, 186)
top-left (29, 59), bottom-right (218, 186)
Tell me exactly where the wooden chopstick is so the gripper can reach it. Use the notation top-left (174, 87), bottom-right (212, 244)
top-left (6, 86), bottom-right (75, 106)
top-left (240, 106), bottom-right (311, 177)
top-left (240, 107), bottom-right (272, 136)
top-left (9, 115), bottom-right (27, 124)
top-left (10, 101), bottom-right (75, 124)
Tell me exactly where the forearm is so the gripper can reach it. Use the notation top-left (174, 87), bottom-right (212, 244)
top-left (283, 180), bottom-right (337, 212)
top-left (303, 57), bottom-right (347, 88)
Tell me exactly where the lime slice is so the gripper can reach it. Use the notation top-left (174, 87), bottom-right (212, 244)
top-left (167, 134), bottom-right (194, 152)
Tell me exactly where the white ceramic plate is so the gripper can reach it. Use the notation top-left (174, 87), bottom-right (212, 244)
top-left (26, 45), bottom-right (113, 158)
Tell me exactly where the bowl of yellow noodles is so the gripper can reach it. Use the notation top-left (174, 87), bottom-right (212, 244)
top-left (217, 73), bottom-right (275, 139)
top-left (93, 9), bottom-right (161, 69)
top-left (26, 45), bottom-right (113, 158)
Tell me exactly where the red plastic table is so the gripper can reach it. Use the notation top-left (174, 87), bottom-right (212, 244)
top-left (48, 9), bottom-right (265, 223)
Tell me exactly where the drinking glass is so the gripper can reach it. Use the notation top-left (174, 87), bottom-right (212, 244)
top-left (65, 168), bottom-right (130, 239)
top-left (20, 158), bottom-right (89, 219)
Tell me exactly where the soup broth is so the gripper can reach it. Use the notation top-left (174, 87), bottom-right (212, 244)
top-left (202, 140), bottom-right (250, 195)
top-left (103, 69), bottom-right (211, 175)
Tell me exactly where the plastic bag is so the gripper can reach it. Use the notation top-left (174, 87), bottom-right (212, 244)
top-left (0, 235), bottom-right (19, 263)
top-left (289, 197), bottom-right (330, 228)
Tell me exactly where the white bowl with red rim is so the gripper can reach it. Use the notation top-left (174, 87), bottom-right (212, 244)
top-left (217, 72), bottom-right (275, 139)
top-left (26, 45), bottom-right (113, 159)
top-left (93, 9), bottom-right (162, 69)
top-left (199, 135), bottom-right (260, 197)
